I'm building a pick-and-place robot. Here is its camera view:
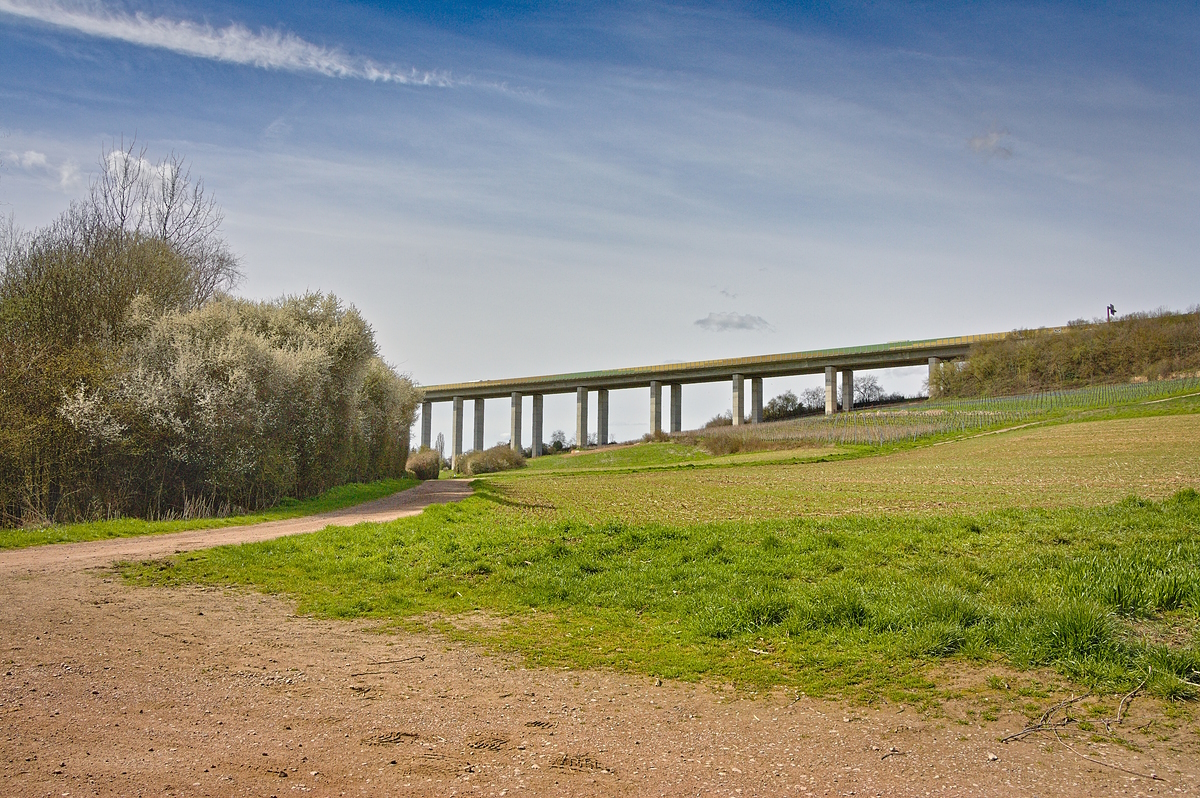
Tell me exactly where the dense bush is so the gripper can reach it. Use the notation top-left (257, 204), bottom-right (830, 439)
top-left (933, 309), bottom-right (1200, 398)
top-left (0, 143), bottom-right (419, 525)
top-left (455, 445), bottom-right (526, 476)
top-left (406, 449), bottom-right (443, 481)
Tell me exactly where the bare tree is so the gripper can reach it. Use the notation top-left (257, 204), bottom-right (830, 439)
top-left (854, 375), bottom-right (884, 405)
top-left (91, 138), bottom-right (242, 307)
top-left (91, 138), bottom-right (150, 233)
top-left (801, 386), bottom-right (825, 411)
top-left (0, 213), bottom-right (25, 272)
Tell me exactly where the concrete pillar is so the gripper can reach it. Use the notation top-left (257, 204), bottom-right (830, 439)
top-left (473, 398), bottom-right (485, 451)
top-left (597, 389), bottom-right (609, 446)
top-left (732, 373), bottom-right (744, 426)
top-left (649, 381), bottom-right (663, 435)
top-left (576, 387), bottom-right (589, 448)
top-left (750, 377), bottom-right (763, 424)
top-left (420, 401), bottom-right (432, 449)
top-left (841, 369), bottom-right (854, 413)
top-left (670, 383), bottom-right (682, 433)
top-left (531, 395), bottom-right (544, 457)
top-left (825, 367), bottom-right (837, 415)
top-left (451, 396), bottom-right (464, 469)
top-left (928, 357), bottom-right (942, 399)
top-left (510, 392), bottom-right (522, 452)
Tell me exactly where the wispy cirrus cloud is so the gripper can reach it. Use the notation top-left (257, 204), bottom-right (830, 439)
top-left (694, 312), bottom-right (774, 332)
top-left (0, 0), bottom-right (452, 85)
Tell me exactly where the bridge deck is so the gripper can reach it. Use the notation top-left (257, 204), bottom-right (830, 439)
top-left (421, 329), bottom-right (1027, 401)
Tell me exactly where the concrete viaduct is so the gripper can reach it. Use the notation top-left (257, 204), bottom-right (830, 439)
top-left (420, 330), bottom-right (1011, 468)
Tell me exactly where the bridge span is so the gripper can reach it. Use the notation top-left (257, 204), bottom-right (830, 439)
top-left (419, 329), bottom-right (1020, 467)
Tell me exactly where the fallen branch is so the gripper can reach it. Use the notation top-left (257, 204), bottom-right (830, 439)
top-left (1000, 716), bottom-right (1074, 743)
top-left (365, 655), bottom-right (426, 666)
top-left (1005, 689), bottom-right (1167, 782)
top-left (1001, 693), bottom-right (1088, 743)
top-left (1052, 727), bottom-right (1164, 782)
top-left (350, 654), bottom-right (426, 676)
top-left (1116, 680), bottom-right (1145, 725)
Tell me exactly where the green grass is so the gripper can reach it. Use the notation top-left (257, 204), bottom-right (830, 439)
top-left (517, 441), bottom-right (847, 477)
top-left (510, 379), bottom-right (1200, 481)
top-left (686, 376), bottom-right (1200, 451)
top-left (523, 442), bottom-right (714, 471)
top-left (492, 414), bottom-right (1200, 524)
top-left (0, 477), bottom-right (419, 550)
top-left (124, 483), bottom-right (1200, 702)
top-left (117, 401), bottom-right (1200, 702)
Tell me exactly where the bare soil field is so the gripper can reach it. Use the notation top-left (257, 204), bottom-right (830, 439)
top-left (2, 471), bottom-right (1197, 797)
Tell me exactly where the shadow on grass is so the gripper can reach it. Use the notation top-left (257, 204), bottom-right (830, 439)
top-left (471, 481), bottom-right (558, 512)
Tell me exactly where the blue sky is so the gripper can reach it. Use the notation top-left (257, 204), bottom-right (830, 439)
top-left (2, 1), bottom-right (1198, 445)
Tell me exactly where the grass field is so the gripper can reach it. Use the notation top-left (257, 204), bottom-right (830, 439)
top-left (496, 413), bottom-right (1200, 524)
top-left (124, 406), bottom-right (1200, 703)
top-left (521, 440), bottom-right (849, 475)
top-left (687, 376), bottom-right (1200, 449)
top-left (0, 477), bottom-right (419, 550)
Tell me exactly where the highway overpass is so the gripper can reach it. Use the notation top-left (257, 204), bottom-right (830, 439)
top-left (419, 329), bottom-right (1023, 466)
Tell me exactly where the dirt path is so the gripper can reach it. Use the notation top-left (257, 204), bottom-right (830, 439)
top-left (1, 481), bottom-right (1197, 796)
top-left (0, 479), bottom-right (474, 576)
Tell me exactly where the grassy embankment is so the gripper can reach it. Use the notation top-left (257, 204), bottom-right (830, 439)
top-left (0, 477), bottom-right (419, 550)
top-left (679, 375), bottom-right (1200, 453)
top-left (933, 308), bottom-right (1200, 397)
top-left (125, 393), bottom-right (1200, 703)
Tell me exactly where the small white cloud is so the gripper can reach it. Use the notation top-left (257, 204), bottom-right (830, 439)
top-left (3, 148), bottom-right (83, 190)
top-left (0, 0), bottom-right (452, 86)
top-left (18, 150), bottom-right (47, 169)
top-left (56, 160), bottom-right (80, 189)
top-left (968, 125), bottom-right (1014, 159)
top-left (694, 312), bottom-right (774, 332)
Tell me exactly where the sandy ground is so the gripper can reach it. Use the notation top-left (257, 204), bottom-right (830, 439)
top-left (2, 482), bottom-right (1198, 797)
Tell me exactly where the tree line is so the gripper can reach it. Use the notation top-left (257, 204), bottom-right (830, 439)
top-left (0, 142), bottom-right (419, 526)
top-left (931, 309), bottom-right (1200, 398)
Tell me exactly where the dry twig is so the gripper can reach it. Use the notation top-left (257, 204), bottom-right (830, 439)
top-left (1001, 693), bottom-right (1087, 743)
top-left (1005, 689), bottom-right (1166, 783)
top-left (367, 655), bottom-right (426, 665)
top-left (1116, 679), bottom-right (1145, 725)
top-left (1052, 727), bottom-right (1163, 782)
